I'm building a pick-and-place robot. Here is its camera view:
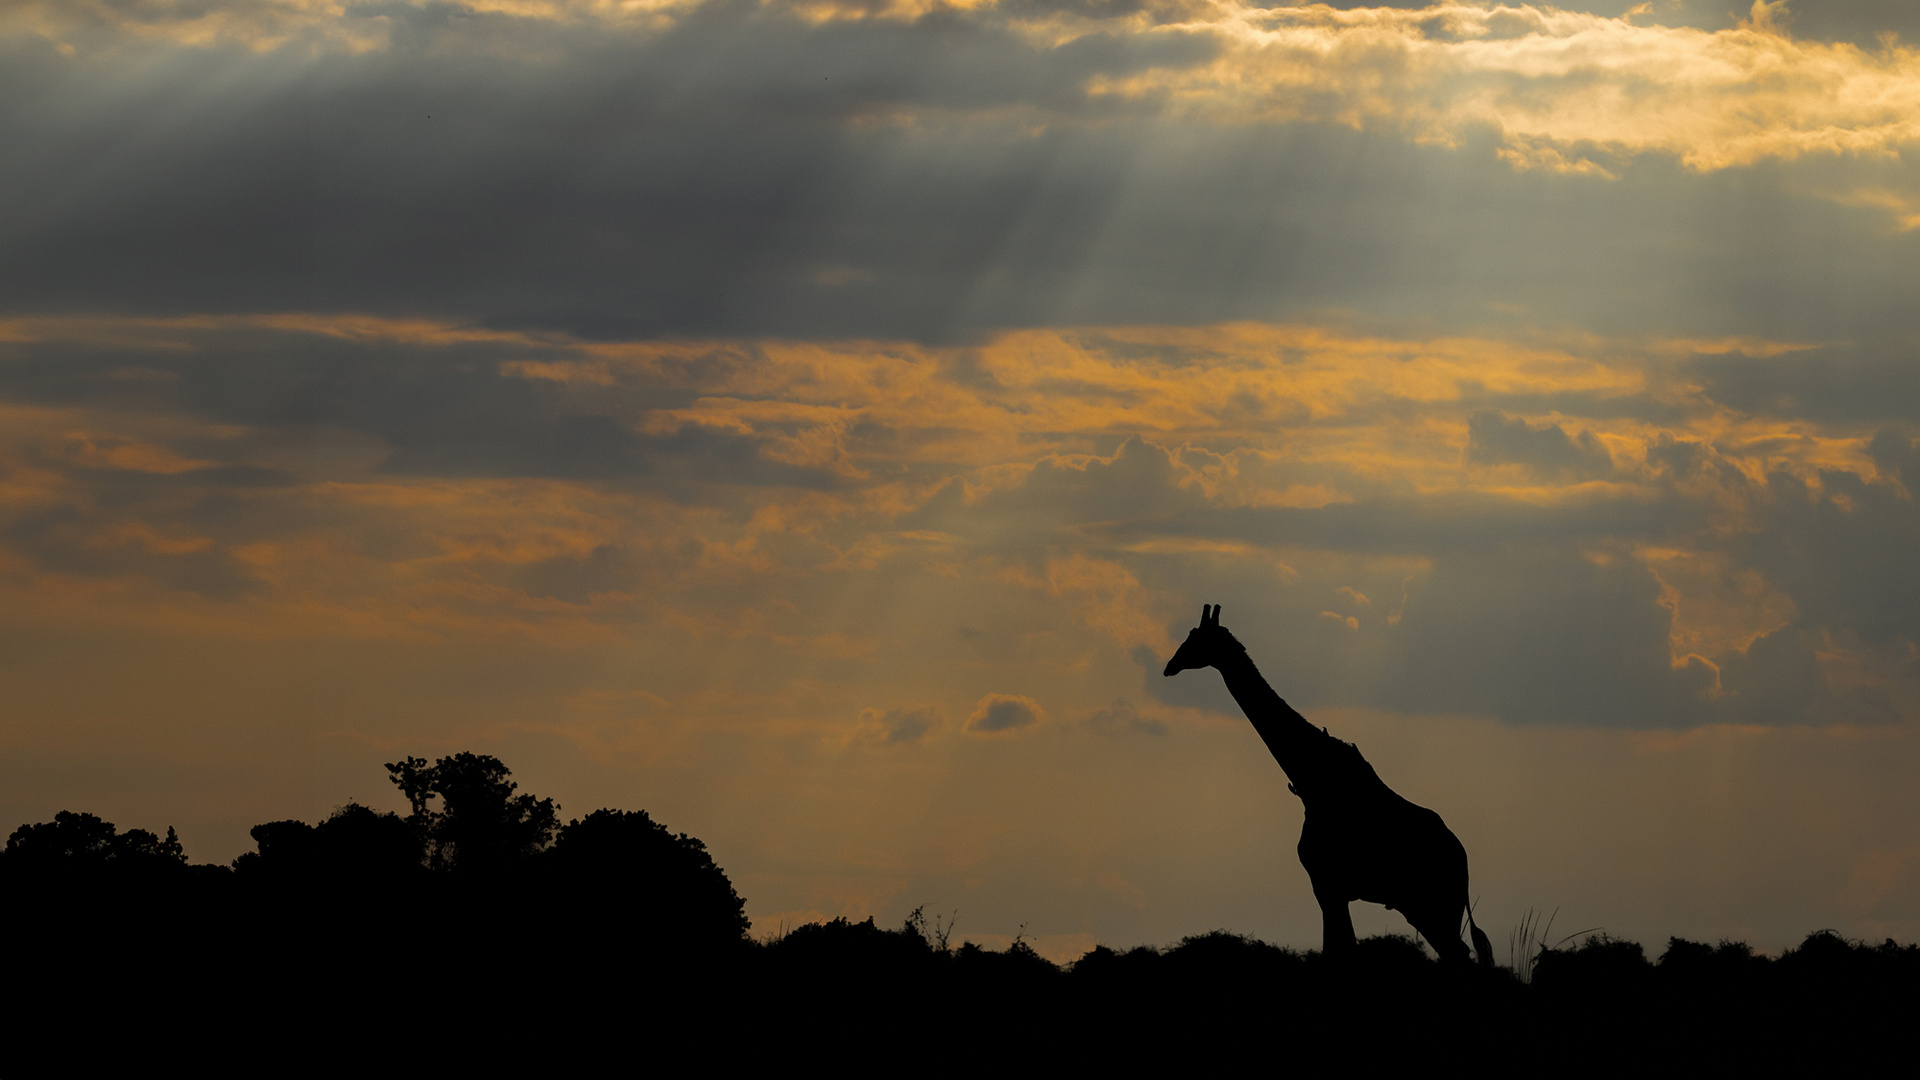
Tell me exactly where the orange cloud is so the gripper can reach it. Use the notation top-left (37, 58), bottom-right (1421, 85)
top-left (0, 312), bottom-right (1903, 730)
top-left (1081, 3), bottom-right (1920, 178)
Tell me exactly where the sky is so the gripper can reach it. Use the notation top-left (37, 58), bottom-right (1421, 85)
top-left (5, 0), bottom-right (1920, 961)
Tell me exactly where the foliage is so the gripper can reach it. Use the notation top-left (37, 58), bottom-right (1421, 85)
top-left (7, 765), bottom-right (1920, 1076)
top-left (1, 811), bottom-right (184, 875)
top-left (1506, 907), bottom-right (1602, 984)
top-left (903, 904), bottom-right (958, 953)
top-left (232, 803), bottom-right (420, 881)
top-left (1164, 930), bottom-right (1302, 977)
top-left (1657, 935), bottom-right (1768, 978)
top-left (768, 915), bottom-right (936, 967)
top-left (385, 752), bottom-right (559, 873)
top-left (1531, 931), bottom-right (1652, 996)
top-left (1508, 906), bottom-right (1552, 983)
top-left (547, 808), bottom-right (750, 946)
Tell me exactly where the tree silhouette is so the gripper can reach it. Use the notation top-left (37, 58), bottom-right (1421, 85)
top-left (233, 803), bottom-right (420, 882)
top-left (5, 770), bottom-right (1920, 1073)
top-left (547, 809), bottom-right (750, 948)
top-left (1, 811), bottom-right (185, 876)
top-left (385, 752), bottom-right (558, 873)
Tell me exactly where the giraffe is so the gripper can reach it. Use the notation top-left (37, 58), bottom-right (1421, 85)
top-left (1165, 604), bottom-right (1495, 966)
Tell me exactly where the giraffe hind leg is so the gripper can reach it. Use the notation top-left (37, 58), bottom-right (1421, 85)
top-left (1406, 906), bottom-right (1471, 965)
top-left (1469, 917), bottom-right (1496, 968)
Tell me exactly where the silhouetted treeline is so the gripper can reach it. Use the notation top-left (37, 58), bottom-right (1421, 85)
top-left (3, 757), bottom-right (1915, 1069)
top-left (1, 753), bottom-right (753, 1067)
top-left (744, 916), bottom-right (1920, 1069)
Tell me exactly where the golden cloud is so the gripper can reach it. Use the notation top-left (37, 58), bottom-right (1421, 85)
top-left (0, 312), bottom-right (1906, 728)
top-left (1086, 2), bottom-right (1920, 176)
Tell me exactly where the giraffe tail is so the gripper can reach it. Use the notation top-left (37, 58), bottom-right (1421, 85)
top-left (1467, 908), bottom-right (1495, 968)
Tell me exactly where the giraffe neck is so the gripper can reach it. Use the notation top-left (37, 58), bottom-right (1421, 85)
top-left (1211, 640), bottom-right (1331, 787)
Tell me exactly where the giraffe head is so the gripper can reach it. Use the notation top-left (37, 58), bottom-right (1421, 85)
top-left (1163, 603), bottom-right (1238, 676)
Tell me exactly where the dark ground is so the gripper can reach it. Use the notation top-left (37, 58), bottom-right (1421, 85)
top-left (6, 762), bottom-right (1913, 1072)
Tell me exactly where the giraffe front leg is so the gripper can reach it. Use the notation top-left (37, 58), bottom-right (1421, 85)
top-left (1313, 882), bottom-right (1356, 958)
top-left (1300, 824), bottom-right (1355, 958)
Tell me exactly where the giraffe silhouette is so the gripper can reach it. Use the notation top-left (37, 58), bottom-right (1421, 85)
top-left (1165, 604), bottom-right (1495, 966)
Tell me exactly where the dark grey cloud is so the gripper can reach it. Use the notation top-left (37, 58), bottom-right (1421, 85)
top-left (1465, 409), bottom-right (1614, 478)
top-left (1758, 0), bottom-right (1920, 45)
top-left (1116, 496), bottom-right (1722, 725)
top-left (899, 435), bottom-right (1207, 548)
top-left (1371, 548), bottom-right (1717, 725)
top-left (2, 504), bottom-right (265, 600)
top-left (1869, 427), bottom-right (1920, 489)
top-left (1085, 697), bottom-right (1168, 735)
top-left (962, 434), bottom-right (1892, 728)
top-left (4, 3), bottom-right (1919, 346)
top-left (1712, 625), bottom-right (1830, 724)
top-left (0, 329), bottom-right (843, 492)
top-left (1645, 433), bottom-right (1712, 479)
top-left (1133, 540), bottom-right (1843, 728)
top-left (1454, 387), bottom-right (1695, 427)
top-left (856, 703), bottom-right (944, 745)
top-left (869, 705), bottom-right (941, 744)
top-left (1150, 492), bottom-right (1699, 555)
top-left (1136, 640), bottom-right (1245, 714)
top-left (1740, 462), bottom-right (1920, 647)
top-left (967, 693), bottom-right (1042, 733)
top-left (512, 543), bottom-right (641, 605)
top-left (1681, 342), bottom-right (1920, 426)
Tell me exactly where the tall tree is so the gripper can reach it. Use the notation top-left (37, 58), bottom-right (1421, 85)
top-left (385, 753), bottom-right (558, 873)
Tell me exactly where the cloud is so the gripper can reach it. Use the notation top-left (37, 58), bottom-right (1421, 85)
top-left (1137, 641), bottom-right (1243, 716)
top-left (1679, 342), bottom-right (1920, 426)
top-left (1082, 1), bottom-right (1920, 174)
top-left (967, 693), bottom-right (1045, 734)
top-left (856, 705), bottom-right (942, 744)
top-left (1372, 547), bottom-right (1722, 725)
top-left (2, 313), bottom-right (1918, 728)
top-left (1465, 409), bottom-right (1615, 478)
top-left (1739, 462), bottom-right (1920, 648)
top-left (5, 3), bottom-right (1920, 346)
top-left (1085, 697), bottom-right (1167, 735)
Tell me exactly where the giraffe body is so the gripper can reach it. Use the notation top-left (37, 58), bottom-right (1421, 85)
top-left (1165, 604), bottom-right (1494, 966)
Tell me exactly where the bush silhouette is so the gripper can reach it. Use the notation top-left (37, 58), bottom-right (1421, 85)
top-left (953, 935), bottom-right (1061, 983)
top-left (547, 808), bottom-right (750, 950)
top-left (2, 811), bottom-right (185, 877)
top-left (1533, 931), bottom-right (1652, 995)
top-left (767, 914), bottom-right (935, 970)
top-left (233, 803), bottom-right (420, 883)
top-left (1070, 942), bottom-right (1163, 982)
top-left (6, 758), bottom-right (1918, 1071)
